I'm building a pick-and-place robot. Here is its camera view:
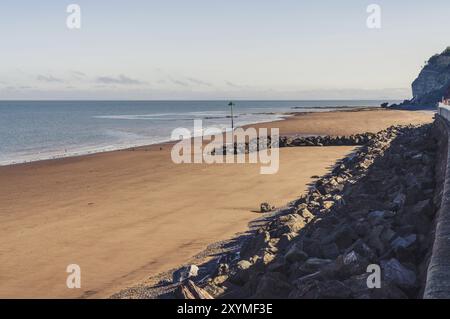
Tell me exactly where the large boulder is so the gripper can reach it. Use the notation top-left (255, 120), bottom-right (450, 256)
top-left (251, 272), bottom-right (293, 299)
top-left (290, 279), bottom-right (351, 299)
top-left (241, 230), bottom-right (270, 259)
top-left (284, 244), bottom-right (308, 263)
top-left (381, 258), bottom-right (417, 289)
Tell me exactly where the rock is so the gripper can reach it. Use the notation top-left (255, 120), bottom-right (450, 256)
top-left (342, 251), bottom-right (357, 264)
top-left (381, 258), bottom-right (416, 289)
top-left (404, 172), bottom-right (419, 185)
top-left (302, 238), bottom-right (322, 257)
top-left (176, 280), bottom-right (214, 299)
top-left (249, 255), bottom-right (261, 264)
top-left (290, 279), bottom-right (351, 299)
top-left (323, 224), bottom-right (356, 250)
top-left (370, 283), bottom-right (409, 299)
top-left (422, 154), bottom-right (433, 165)
top-left (285, 244), bottom-right (308, 263)
top-left (338, 250), bottom-right (370, 276)
top-left (411, 153), bottom-right (423, 161)
top-left (293, 271), bottom-right (323, 285)
top-left (321, 243), bottom-right (340, 259)
top-left (380, 227), bottom-right (396, 244)
top-left (229, 260), bottom-right (254, 286)
top-left (410, 199), bottom-right (434, 218)
top-left (368, 215), bottom-right (385, 227)
top-left (332, 164), bottom-right (346, 175)
top-left (396, 225), bottom-right (416, 236)
top-left (267, 241), bottom-right (279, 254)
top-left (299, 258), bottom-right (333, 274)
top-left (405, 184), bottom-right (424, 205)
top-left (289, 280), bottom-right (320, 298)
top-left (309, 200), bottom-right (321, 209)
top-left (358, 158), bottom-right (373, 170)
top-left (367, 225), bottom-right (385, 255)
top-left (391, 154), bottom-right (403, 166)
top-left (262, 251), bottom-right (276, 265)
top-left (241, 230), bottom-right (270, 258)
top-left (267, 256), bottom-right (288, 273)
top-left (252, 272), bottom-right (292, 299)
top-left (342, 274), bottom-right (372, 298)
top-left (237, 260), bottom-right (252, 270)
top-left (399, 204), bottom-right (431, 235)
top-left (347, 239), bottom-right (377, 260)
top-left (392, 192), bottom-right (406, 210)
top-left (322, 201), bottom-right (335, 210)
top-left (204, 282), bottom-right (226, 297)
top-left (297, 207), bottom-right (315, 223)
top-left (391, 234), bottom-right (418, 262)
top-left (173, 265), bottom-right (199, 283)
top-left (260, 202), bottom-right (275, 213)
top-left (276, 214), bottom-right (305, 235)
top-left (354, 220), bottom-right (370, 237)
top-left (176, 284), bottom-right (196, 299)
top-left (211, 274), bottom-right (229, 285)
top-left (343, 274), bottom-right (409, 299)
top-left (391, 234), bottom-right (417, 251)
top-left (215, 263), bottom-right (229, 276)
top-left (333, 195), bottom-right (345, 206)
top-left (318, 280), bottom-right (352, 299)
top-left (277, 232), bottom-right (298, 251)
top-left (368, 210), bottom-right (395, 219)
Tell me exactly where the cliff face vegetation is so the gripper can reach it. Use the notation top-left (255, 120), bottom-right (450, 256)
top-left (411, 47), bottom-right (450, 106)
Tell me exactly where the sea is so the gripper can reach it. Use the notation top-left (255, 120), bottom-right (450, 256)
top-left (0, 100), bottom-right (396, 165)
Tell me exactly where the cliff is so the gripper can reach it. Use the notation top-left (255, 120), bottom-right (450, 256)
top-left (411, 47), bottom-right (450, 106)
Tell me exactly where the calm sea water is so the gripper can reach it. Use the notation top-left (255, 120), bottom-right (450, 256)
top-left (0, 100), bottom-right (394, 165)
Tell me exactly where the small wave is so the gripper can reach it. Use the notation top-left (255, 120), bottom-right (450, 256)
top-left (93, 114), bottom-right (180, 120)
top-left (94, 113), bottom-right (239, 121)
top-left (103, 130), bottom-right (143, 140)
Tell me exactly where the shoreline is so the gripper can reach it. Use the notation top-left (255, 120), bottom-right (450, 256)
top-left (0, 106), bottom-right (380, 168)
top-left (0, 112), bottom-right (291, 167)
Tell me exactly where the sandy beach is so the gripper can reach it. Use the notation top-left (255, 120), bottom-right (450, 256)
top-left (0, 108), bottom-right (433, 298)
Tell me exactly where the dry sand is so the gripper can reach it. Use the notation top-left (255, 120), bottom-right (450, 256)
top-left (248, 108), bottom-right (434, 136)
top-left (0, 108), bottom-right (433, 298)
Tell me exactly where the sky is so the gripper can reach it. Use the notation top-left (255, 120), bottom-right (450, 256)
top-left (0, 0), bottom-right (448, 100)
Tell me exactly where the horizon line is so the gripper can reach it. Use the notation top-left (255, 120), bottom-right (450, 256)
top-left (0, 98), bottom-right (401, 102)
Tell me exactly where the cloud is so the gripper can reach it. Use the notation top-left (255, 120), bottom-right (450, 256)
top-left (154, 71), bottom-right (213, 88)
top-left (37, 75), bottom-right (64, 83)
top-left (96, 74), bottom-right (146, 85)
top-left (226, 81), bottom-right (242, 88)
top-left (1, 85), bottom-right (34, 91)
top-left (71, 71), bottom-right (86, 78)
top-left (166, 77), bottom-right (213, 87)
top-left (169, 78), bottom-right (189, 87)
top-left (186, 77), bottom-right (212, 87)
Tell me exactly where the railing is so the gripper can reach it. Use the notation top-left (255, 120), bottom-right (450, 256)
top-left (438, 103), bottom-right (450, 121)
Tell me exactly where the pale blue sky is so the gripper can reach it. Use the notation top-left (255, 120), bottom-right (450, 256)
top-left (0, 0), bottom-right (448, 100)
